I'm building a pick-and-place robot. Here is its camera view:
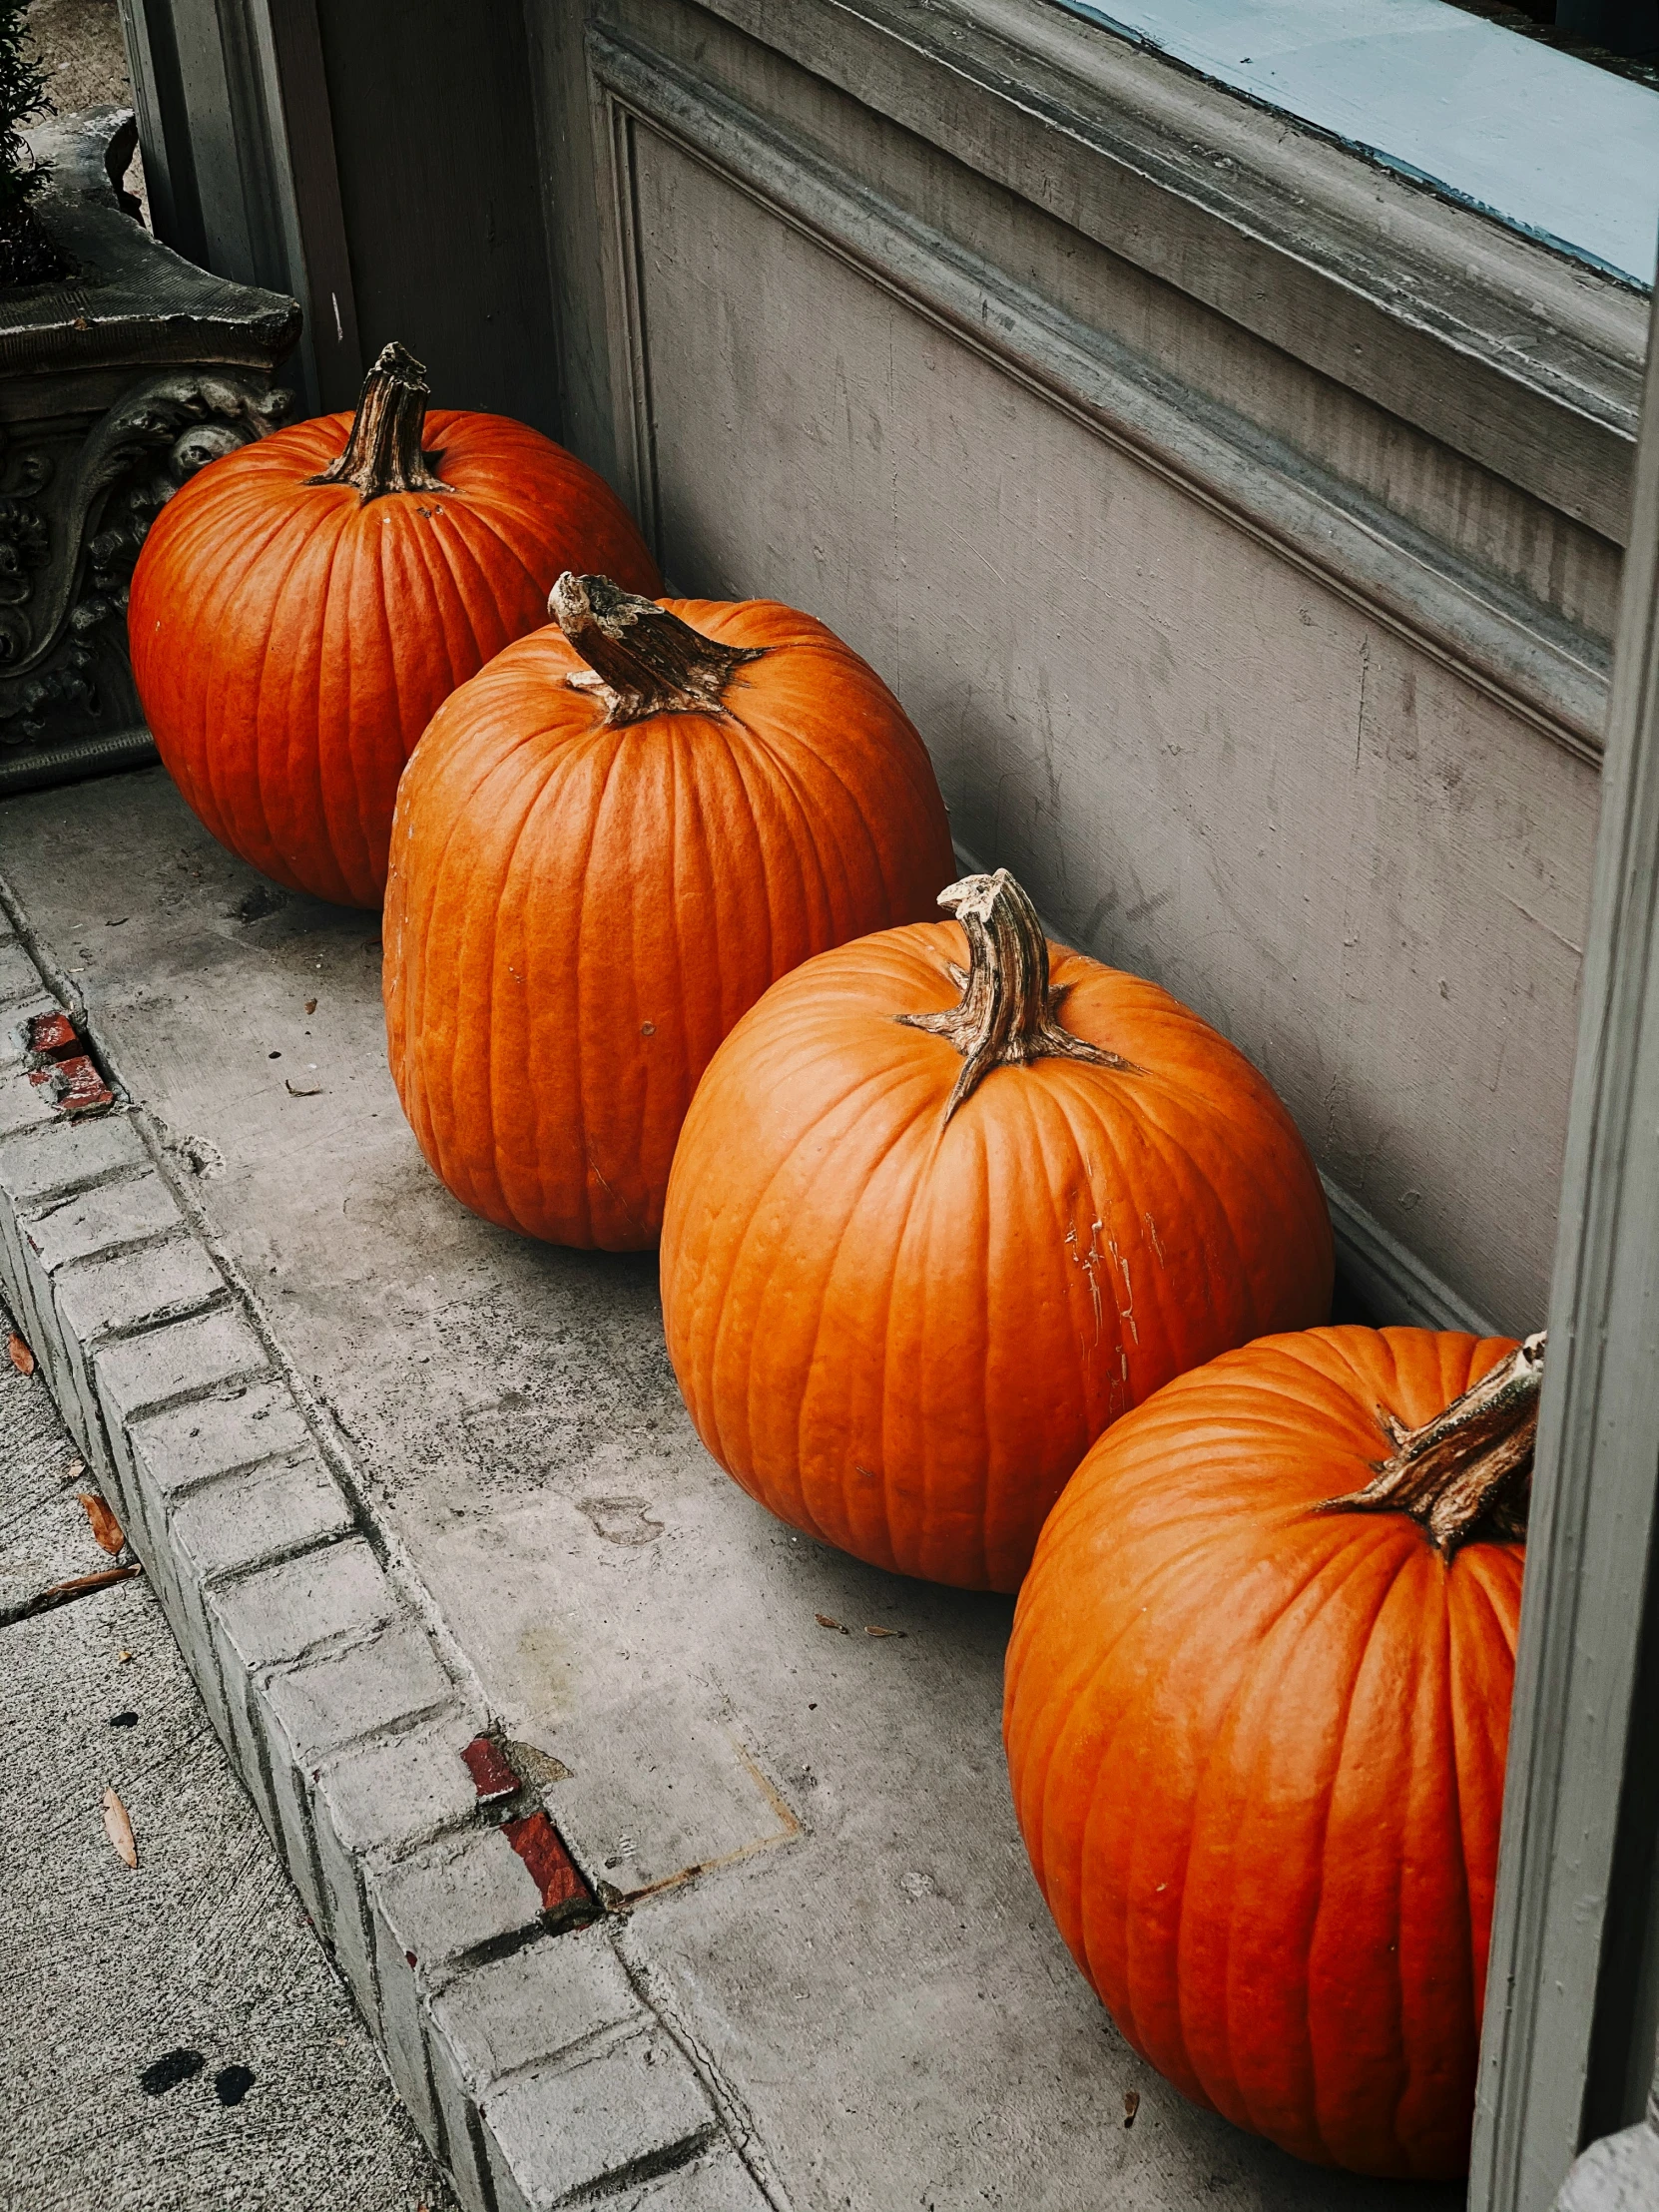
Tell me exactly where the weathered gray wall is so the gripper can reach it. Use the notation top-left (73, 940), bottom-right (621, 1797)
top-left (531, 0), bottom-right (1644, 1338)
top-left (117, 0), bottom-right (1643, 1337)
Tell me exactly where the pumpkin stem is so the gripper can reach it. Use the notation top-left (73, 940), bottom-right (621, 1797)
top-left (304, 340), bottom-right (454, 503)
top-left (898, 868), bottom-right (1130, 1121)
top-left (1318, 1331), bottom-right (1546, 1556)
top-left (550, 572), bottom-right (764, 727)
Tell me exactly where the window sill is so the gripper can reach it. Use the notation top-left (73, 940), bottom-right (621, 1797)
top-left (1055, 0), bottom-right (1659, 287)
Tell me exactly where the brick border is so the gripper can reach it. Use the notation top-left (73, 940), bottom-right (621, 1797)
top-left (0, 907), bottom-right (779, 2212)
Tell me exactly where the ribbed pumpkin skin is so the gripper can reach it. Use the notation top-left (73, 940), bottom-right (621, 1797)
top-left (383, 598), bottom-right (956, 1251)
top-left (128, 410), bottom-right (661, 907)
top-left (1004, 1326), bottom-right (1524, 2178)
top-left (659, 926), bottom-right (1333, 1590)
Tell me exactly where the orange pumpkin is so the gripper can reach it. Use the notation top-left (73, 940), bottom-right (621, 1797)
top-left (1004, 1325), bottom-right (1543, 2178)
top-left (383, 572), bottom-right (956, 1249)
top-left (660, 867), bottom-right (1333, 1590)
top-left (129, 341), bottom-right (661, 907)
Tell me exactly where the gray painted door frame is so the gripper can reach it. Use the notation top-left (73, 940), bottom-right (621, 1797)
top-left (1472, 279), bottom-right (1659, 2212)
top-left (116, 0), bottom-right (350, 411)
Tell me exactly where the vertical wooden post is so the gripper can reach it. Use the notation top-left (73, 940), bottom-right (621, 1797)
top-left (263, 0), bottom-right (360, 409)
top-left (1470, 279), bottom-right (1659, 2210)
top-left (116, 0), bottom-right (206, 261)
top-left (115, 0), bottom-right (358, 415)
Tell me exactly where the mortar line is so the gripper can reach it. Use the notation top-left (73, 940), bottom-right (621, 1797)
top-left (195, 1521), bottom-right (360, 1595)
top-left (270, 1688), bottom-right (463, 1781)
top-left (291, 1769), bottom-right (339, 1961)
top-left (142, 1439), bottom-right (339, 1510)
top-left (45, 1235), bottom-right (225, 1306)
top-left (71, 1285), bottom-right (235, 1353)
top-left (343, 1798), bottom-right (488, 1882)
top-left (453, 2012), bottom-right (649, 2103)
top-left (415, 1903), bottom-right (605, 2000)
top-left (350, 1849), bottom-right (389, 2031)
top-left (249, 1608), bottom-right (410, 1690)
top-left (112, 1361), bottom-right (279, 1438)
top-left (461, 2104), bottom-right (503, 2212)
top-left (607, 1922), bottom-right (797, 2212)
top-left (237, 1662), bottom-right (295, 1870)
top-left (196, 1580), bottom-right (243, 1760)
top-left (30, 1168), bottom-right (167, 1222)
top-left (555, 2125), bottom-right (723, 2209)
top-left (10, 1153), bottom-right (156, 1214)
top-left (416, 1995), bottom-right (456, 2176)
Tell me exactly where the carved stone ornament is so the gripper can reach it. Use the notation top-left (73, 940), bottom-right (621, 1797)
top-left (0, 107), bottom-right (300, 793)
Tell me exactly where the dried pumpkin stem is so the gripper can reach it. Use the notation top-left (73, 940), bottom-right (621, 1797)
top-left (550, 572), bottom-right (762, 727)
top-left (899, 868), bottom-right (1129, 1122)
top-left (1318, 1331), bottom-right (1546, 1556)
top-left (305, 340), bottom-right (453, 503)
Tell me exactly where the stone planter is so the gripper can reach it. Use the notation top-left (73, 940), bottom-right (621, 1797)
top-left (0, 107), bottom-right (298, 796)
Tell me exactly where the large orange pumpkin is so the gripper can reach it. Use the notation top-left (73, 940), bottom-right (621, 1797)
top-left (1004, 1324), bottom-right (1544, 2178)
top-left (129, 341), bottom-right (661, 907)
top-left (660, 867), bottom-right (1333, 1590)
top-left (382, 572), bottom-right (956, 1250)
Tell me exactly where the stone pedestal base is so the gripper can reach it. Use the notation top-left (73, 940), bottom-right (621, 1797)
top-left (0, 107), bottom-right (298, 795)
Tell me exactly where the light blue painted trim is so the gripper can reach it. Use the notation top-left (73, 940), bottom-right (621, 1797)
top-left (1053, 0), bottom-right (1659, 286)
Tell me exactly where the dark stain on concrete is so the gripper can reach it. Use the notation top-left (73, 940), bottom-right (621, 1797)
top-left (139, 2049), bottom-right (203, 2097)
top-left (213, 2065), bottom-right (255, 2109)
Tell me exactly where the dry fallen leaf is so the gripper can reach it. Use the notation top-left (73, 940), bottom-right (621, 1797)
top-left (78, 1491), bottom-right (126, 1555)
top-left (303, 998), bottom-right (317, 1014)
top-left (815, 1613), bottom-right (850, 1635)
top-left (103, 1786), bottom-right (138, 1868)
top-left (1123, 2089), bottom-right (1140, 2128)
top-left (7, 1332), bottom-right (34, 1376)
top-left (117, 1648), bottom-right (133, 1665)
top-left (864, 1625), bottom-right (897, 1638)
top-left (2, 1563), bottom-right (138, 1626)
top-left (284, 1078), bottom-right (323, 1097)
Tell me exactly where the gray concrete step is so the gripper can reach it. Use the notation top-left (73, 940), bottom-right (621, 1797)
top-left (0, 765), bottom-right (1464, 2212)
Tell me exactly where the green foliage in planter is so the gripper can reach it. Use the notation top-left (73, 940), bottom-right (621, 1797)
top-left (0, 0), bottom-right (66, 286)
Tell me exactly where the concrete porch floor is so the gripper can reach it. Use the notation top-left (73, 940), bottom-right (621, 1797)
top-left (0, 764), bottom-right (1467, 2211)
